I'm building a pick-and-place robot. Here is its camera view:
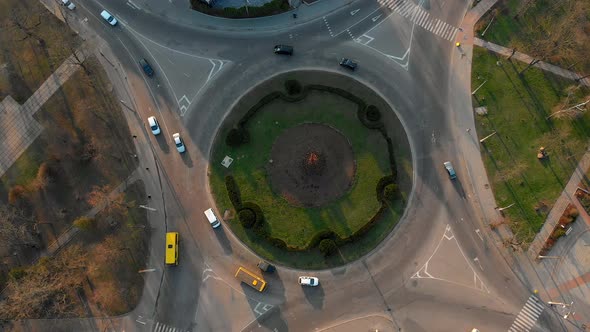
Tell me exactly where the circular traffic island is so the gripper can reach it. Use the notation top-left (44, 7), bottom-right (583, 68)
top-left (209, 71), bottom-right (412, 269)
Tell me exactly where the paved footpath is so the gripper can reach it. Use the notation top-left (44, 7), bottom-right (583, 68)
top-left (451, 0), bottom-right (590, 330)
top-left (474, 38), bottom-right (590, 87)
top-left (0, 48), bottom-right (90, 177)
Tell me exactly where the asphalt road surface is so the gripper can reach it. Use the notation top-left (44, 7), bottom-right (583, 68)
top-left (18, 0), bottom-right (570, 331)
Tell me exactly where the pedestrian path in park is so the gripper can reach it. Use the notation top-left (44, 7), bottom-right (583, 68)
top-left (152, 321), bottom-right (191, 332)
top-left (508, 295), bottom-right (545, 332)
top-left (0, 47), bottom-right (89, 177)
top-left (377, 0), bottom-right (459, 41)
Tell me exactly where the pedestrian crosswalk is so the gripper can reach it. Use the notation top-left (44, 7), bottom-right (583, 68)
top-left (152, 321), bottom-right (191, 332)
top-left (377, 0), bottom-right (459, 41)
top-left (508, 295), bottom-right (545, 332)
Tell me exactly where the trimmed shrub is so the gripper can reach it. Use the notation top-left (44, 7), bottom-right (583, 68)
top-left (225, 175), bottom-right (242, 209)
top-left (8, 185), bottom-right (27, 205)
top-left (242, 202), bottom-right (265, 227)
top-left (376, 175), bottom-right (396, 201)
top-left (226, 128), bottom-right (249, 147)
top-left (238, 208), bottom-right (256, 228)
top-left (308, 230), bottom-right (338, 249)
top-left (285, 80), bottom-right (302, 95)
top-left (268, 237), bottom-right (287, 249)
top-left (74, 216), bottom-right (95, 231)
top-left (366, 105), bottom-right (381, 121)
top-left (550, 228), bottom-right (566, 240)
top-left (383, 184), bottom-right (401, 202)
top-left (319, 239), bottom-right (338, 257)
top-left (567, 206), bottom-right (579, 219)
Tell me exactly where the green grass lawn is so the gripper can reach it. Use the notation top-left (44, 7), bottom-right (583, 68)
top-left (210, 88), bottom-right (409, 268)
top-left (472, 47), bottom-right (590, 243)
top-left (212, 91), bottom-right (390, 248)
top-left (476, 0), bottom-right (590, 73)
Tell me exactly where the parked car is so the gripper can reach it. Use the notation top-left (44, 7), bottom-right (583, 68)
top-left (172, 133), bottom-right (185, 153)
top-left (139, 58), bottom-right (154, 77)
top-left (444, 161), bottom-right (457, 180)
top-left (339, 58), bottom-right (358, 70)
top-left (60, 0), bottom-right (75, 10)
top-left (100, 10), bottom-right (118, 26)
top-left (147, 116), bottom-right (161, 135)
top-left (298, 276), bottom-right (319, 287)
top-left (274, 45), bottom-right (293, 55)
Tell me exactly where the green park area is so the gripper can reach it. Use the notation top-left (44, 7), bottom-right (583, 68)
top-left (209, 76), bottom-right (412, 269)
top-left (471, 0), bottom-right (590, 244)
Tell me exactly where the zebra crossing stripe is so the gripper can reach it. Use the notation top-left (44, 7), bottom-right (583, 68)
top-left (417, 10), bottom-right (429, 26)
top-left (508, 295), bottom-right (544, 332)
top-left (399, 2), bottom-right (413, 16)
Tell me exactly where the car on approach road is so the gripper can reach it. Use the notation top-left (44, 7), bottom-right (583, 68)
top-left (60, 0), bottom-right (75, 10)
top-left (298, 276), bottom-right (319, 287)
top-left (139, 58), bottom-right (154, 77)
top-left (147, 116), bottom-right (161, 135)
top-left (100, 10), bottom-right (118, 26)
top-left (274, 45), bottom-right (293, 55)
top-left (172, 133), bottom-right (185, 153)
top-left (444, 161), bottom-right (457, 180)
top-left (339, 58), bottom-right (358, 70)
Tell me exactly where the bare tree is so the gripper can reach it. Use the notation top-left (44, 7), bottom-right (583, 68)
top-left (0, 205), bottom-right (39, 251)
top-left (86, 185), bottom-right (126, 216)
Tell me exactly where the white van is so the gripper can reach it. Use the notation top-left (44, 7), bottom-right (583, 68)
top-left (204, 208), bottom-right (220, 228)
top-left (100, 10), bottom-right (118, 26)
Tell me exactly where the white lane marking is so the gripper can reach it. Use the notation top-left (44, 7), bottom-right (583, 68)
top-left (475, 229), bottom-right (484, 242)
top-left (508, 295), bottom-right (545, 332)
top-left (350, 9), bottom-right (360, 15)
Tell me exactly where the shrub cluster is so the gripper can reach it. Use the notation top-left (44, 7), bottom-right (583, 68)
top-left (319, 239), bottom-right (338, 257)
top-left (191, 0), bottom-right (290, 19)
top-left (226, 128), bottom-right (250, 147)
top-left (285, 80), bottom-right (303, 95)
top-left (238, 208), bottom-right (256, 228)
top-left (225, 175), bottom-right (242, 209)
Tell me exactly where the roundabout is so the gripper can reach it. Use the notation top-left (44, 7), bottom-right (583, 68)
top-left (209, 71), bottom-right (413, 269)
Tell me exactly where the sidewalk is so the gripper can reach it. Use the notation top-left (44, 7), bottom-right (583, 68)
top-left (451, 0), bottom-right (590, 329)
top-left (473, 38), bottom-right (590, 87)
top-left (0, 47), bottom-right (90, 177)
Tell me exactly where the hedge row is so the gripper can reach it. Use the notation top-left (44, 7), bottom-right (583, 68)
top-left (222, 80), bottom-right (404, 256)
top-left (190, 0), bottom-right (290, 19)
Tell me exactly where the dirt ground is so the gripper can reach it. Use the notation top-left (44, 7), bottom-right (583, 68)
top-left (0, 0), bottom-right (143, 319)
top-left (267, 123), bottom-right (356, 207)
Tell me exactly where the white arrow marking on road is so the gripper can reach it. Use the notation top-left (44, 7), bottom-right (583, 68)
top-left (475, 229), bottom-right (484, 241)
top-left (350, 9), bottom-right (360, 15)
top-left (138, 268), bottom-right (156, 273)
top-left (136, 315), bottom-right (146, 324)
top-left (372, 14), bottom-right (382, 22)
top-left (473, 257), bottom-right (484, 271)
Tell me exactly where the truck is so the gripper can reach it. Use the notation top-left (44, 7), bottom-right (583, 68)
top-left (235, 266), bottom-right (267, 292)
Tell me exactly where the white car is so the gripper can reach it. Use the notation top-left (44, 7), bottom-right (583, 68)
top-left (100, 10), bottom-right (118, 26)
top-left (173, 133), bottom-right (185, 153)
top-left (60, 0), bottom-right (75, 10)
top-left (147, 116), bottom-right (161, 135)
top-left (298, 276), bottom-right (319, 287)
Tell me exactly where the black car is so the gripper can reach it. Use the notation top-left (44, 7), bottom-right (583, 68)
top-left (274, 45), bottom-right (293, 55)
top-left (257, 260), bottom-right (276, 273)
top-left (139, 58), bottom-right (154, 77)
top-left (339, 58), bottom-right (358, 70)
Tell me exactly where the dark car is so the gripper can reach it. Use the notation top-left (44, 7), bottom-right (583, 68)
top-left (257, 260), bottom-right (276, 273)
top-left (444, 161), bottom-right (457, 180)
top-left (139, 58), bottom-right (154, 77)
top-left (274, 45), bottom-right (293, 55)
top-left (339, 58), bottom-right (358, 70)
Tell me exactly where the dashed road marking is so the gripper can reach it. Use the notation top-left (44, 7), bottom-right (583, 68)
top-left (323, 16), bottom-right (334, 37)
top-left (377, 0), bottom-right (458, 41)
top-left (508, 295), bottom-right (545, 332)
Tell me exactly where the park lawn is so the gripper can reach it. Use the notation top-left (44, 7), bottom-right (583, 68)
top-left (476, 0), bottom-right (590, 73)
top-left (472, 47), bottom-right (590, 244)
top-left (211, 91), bottom-right (391, 249)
